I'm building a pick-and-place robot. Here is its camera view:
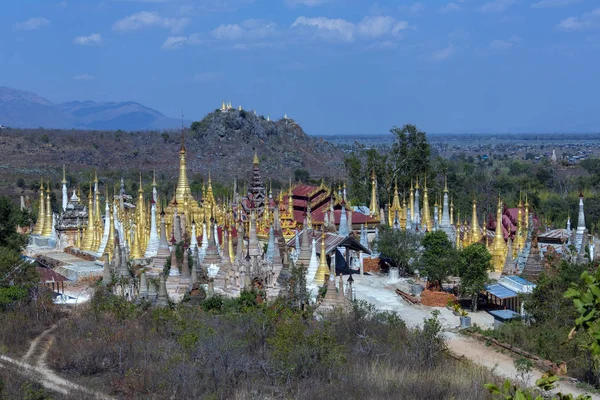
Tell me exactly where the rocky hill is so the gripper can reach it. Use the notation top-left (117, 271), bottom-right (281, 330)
top-left (0, 108), bottom-right (345, 201)
top-left (0, 87), bottom-right (184, 131)
top-left (188, 108), bottom-right (342, 181)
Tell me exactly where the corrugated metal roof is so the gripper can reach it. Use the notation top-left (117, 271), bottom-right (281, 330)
top-left (484, 283), bottom-right (518, 299)
top-left (503, 275), bottom-right (534, 287)
top-left (538, 228), bottom-right (569, 242)
top-left (498, 275), bottom-right (535, 293)
top-left (488, 309), bottom-right (521, 320)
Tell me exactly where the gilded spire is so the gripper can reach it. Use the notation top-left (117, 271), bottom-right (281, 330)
top-left (253, 149), bottom-right (259, 165)
top-left (32, 179), bottom-right (45, 235)
top-left (470, 199), bottom-right (480, 245)
top-left (62, 165), bottom-right (67, 184)
top-left (422, 176), bottom-right (431, 230)
top-left (81, 181), bottom-right (96, 250)
top-left (174, 129), bottom-right (195, 206)
top-left (314, 229), bottom-right (329, 285)
top-left (180, 129), bottom-right (186, 154)
top-left (369, 168), bottom-right (378, 217)
top-left (152, 170), bottom-right (157, 187)
top-left (41, 181), bottom-right (53, 237)
top-left (491, 196), bottom-right (507, 272)
top-left (444, 175), bottom-right (448, 193)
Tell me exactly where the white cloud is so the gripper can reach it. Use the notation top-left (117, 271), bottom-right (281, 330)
top-left (432, 43), bottom-right (455, 61)
top-left (161, 36), bottom-right (188, 50)
top-left (285, 0), bottom-right (330, 6)
top-left (357, 16), bottom-right (408, 38)
top-left (211, 19), bottom-right (277, 41)
top-left (292, 16), bottom-right (355, 41)
top-left (292, 15), bottom-right (408, 42)
top-left (73, 33), bottom-right (102, 46)
top-left (161, 33), bottom-right (203, 50)
top-left (15, 17), bottom-right (50, 31)
top-left (441, 2), bottom-right (460, 13)
top-left (113, 11), bottom-right (189, 33)
top-left (531, 0), bottom-right (581, 8)
top-left (479, 0), bottom-right (517, 14)
top-left (558, 8), bottom-right (600, 31)
top-left (73, 73), bottom-right (94, 81)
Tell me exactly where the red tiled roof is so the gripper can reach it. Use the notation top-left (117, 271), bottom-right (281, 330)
top-left (293, 185), bottom-right (319, 197)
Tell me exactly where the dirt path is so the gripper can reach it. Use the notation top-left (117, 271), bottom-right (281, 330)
top-left (0, 325), bottom-right (114, 399)
top-left (22, 324), bottom-right (56, 363)
top-left (447, 334), bottom-right (600, 399)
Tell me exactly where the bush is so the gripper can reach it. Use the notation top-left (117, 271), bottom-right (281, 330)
top-left (44, 291), bottom-right (503, 399)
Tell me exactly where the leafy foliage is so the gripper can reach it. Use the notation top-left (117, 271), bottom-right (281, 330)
top-left (373, 225), bottom-right (422, 274)
top-left (420, 230), bottom-right (457, 289)
top-left (565, 264), bottom-right (600, 355)
top-left (485, 374), bottom-right (591, 400)
top-left (458, 243), bottom-right (492, 311)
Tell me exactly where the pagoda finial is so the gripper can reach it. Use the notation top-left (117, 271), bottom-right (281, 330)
top-left (139, 173), bottom-right (143, 193)
top-left (415, 176), bottom-right (420, 190)
top-left (444, 175), bottom-right (448, 193)
top-left (253, 149), bottom-right (259, 165)
top-left (62, 165), bottom-right (67, 184)
top-left (94, 169), bottom-right (98, 184)
top-left (152, 170), bottom-right (157, 187)
top-left (221, 100), bottom-right (226, 111)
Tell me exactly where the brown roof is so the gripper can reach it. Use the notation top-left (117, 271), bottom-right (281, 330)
top-left (36, 267), bottom-right (69, 283)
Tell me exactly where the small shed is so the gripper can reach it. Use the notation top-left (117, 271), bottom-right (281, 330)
top-left (483, 276), bottom-right (536, 312)
top-left (37, 267), bottom-right (69, 296)
top-left (488, 309), bottom-right (521, 329)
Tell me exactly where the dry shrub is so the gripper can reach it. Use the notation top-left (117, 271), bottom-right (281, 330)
top-left (0, 292), bottom-right (64, 356)
top-left (46, 291), bottom-right (503, 399)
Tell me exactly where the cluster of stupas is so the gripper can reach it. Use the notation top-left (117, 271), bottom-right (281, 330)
top-left (27, 125), bottom-right (594, 307)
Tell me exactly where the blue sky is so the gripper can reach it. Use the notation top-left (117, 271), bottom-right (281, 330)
top-left (1, 0), bottom-right (599, 135)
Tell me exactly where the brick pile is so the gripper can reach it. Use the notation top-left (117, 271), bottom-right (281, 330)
top-left (363, 258), bottom-right (380, 273)
top-left (420, 290), bottom-right (457, 307)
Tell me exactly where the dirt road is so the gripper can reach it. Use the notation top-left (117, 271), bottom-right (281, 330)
top-left (447, 334), bottom-right (600, 399)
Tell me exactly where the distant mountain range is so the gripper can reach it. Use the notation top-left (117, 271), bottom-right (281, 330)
top-left (0, 87), bottom-right (185, 131)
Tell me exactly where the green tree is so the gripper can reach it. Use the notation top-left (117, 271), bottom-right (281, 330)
top-left (389, 124), bottom-right (431, 189)
top-left (294, 169), bottom-right (310, 183)
top-left (0, 197), bottom-right (28, 251)
top-left (343, 153), bottom-right (369, 205)
top-left (420, 230), bottom-right (457, 290)
top-left (373, 226), bottom-right (421, 274)
top-left (458, 243), bottom-right (492, 311)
